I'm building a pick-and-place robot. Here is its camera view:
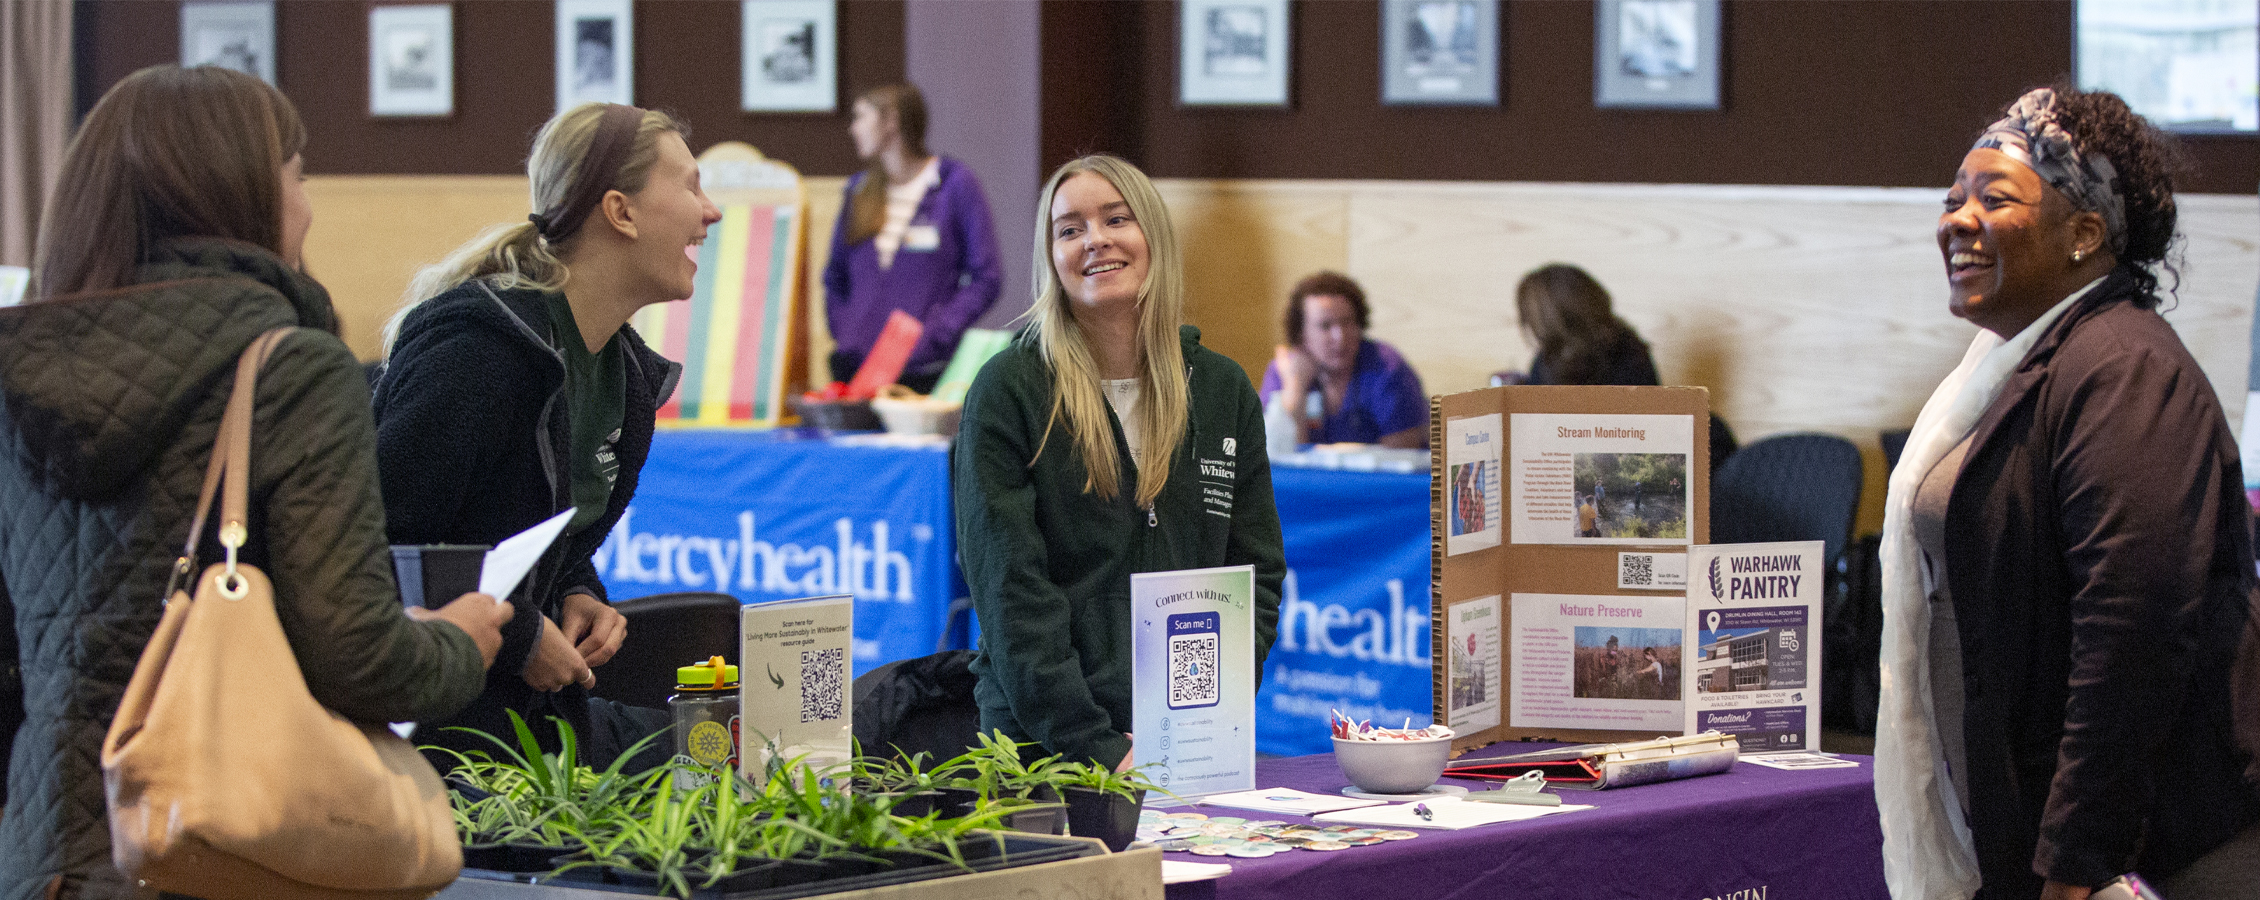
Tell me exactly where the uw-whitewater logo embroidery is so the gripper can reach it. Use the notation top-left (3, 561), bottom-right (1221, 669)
top-left (1707, 556), bottom-right (1725, 600)
top-left (1221, 438), bottom-right (1236, 456)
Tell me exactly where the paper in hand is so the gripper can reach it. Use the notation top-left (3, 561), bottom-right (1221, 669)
top-left (479, 508), bottom-right (575, 603)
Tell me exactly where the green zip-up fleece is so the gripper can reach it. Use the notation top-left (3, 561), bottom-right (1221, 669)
top-left (953, 325), bottom-right (1284, 770)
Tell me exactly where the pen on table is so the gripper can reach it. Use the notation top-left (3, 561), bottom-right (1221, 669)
top-left (1413, 803), bottom-right (1432, 822)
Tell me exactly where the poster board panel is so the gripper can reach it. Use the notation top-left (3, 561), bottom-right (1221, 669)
top-left (1429, 385), bottom-right (1711, 753)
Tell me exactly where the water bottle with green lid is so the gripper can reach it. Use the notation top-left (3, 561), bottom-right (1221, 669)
top-left (669, 655), bottom-right (740, 789)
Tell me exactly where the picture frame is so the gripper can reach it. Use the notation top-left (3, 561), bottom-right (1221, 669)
top-left (180, 1), bottom-right (275, 85)
top-left (556, 0), bottom-right (634, 112)
top-left (1594, 0), bottom-right (1721, 110)
top-left (1381, 0), bottom-right (1498, 106)
top-left (368, 4), bottom-right (453, 118)
top-left (2076, 0), bottom-right (2258, 133)
top-left (741, 0), bottom-right (837, 113)
top-left (1179, 0), bottom-right (1292, 107)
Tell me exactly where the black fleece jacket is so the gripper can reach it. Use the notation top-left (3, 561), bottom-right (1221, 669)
top-left (372, 280), bottom-right (678, 750)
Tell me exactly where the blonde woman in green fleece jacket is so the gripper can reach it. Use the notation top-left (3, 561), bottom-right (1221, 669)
top-left (951, 155), bottom-right (1284, 771)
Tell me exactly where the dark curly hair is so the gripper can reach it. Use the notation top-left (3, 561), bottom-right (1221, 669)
top-left (2039, 83), bottom-right (2190, 302)
top-left (1283, 270), bottom-right (1371, 345)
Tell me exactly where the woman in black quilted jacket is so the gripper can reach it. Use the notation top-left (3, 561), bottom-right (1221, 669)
top-left (0, 66), bottom-right (509, 899)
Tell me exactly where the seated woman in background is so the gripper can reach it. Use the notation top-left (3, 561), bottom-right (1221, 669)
top-left (0, 65), bottom-right (507, 893)
top-left (1874, 85), bottom-right (2258, 900)
top-left (1503, 263), bottom-right (1736, 467)
top-left (1260, 271), bottom-right (1427, 448)
top-left (1505, 263), bottom-right (1658, 387)
top-left (374, 102), bottom-right (721, 771)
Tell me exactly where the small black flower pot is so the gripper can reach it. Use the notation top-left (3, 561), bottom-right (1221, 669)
top-left (995, 792), bottom-right (1067, 836)
top-left (935, 786), bottom-right (983, 816)
top-left (875, 789), bottom-right (946, 818)
top-left (461, 840), bottom-right (573, 874)
top-left (1064, 786), bottom-right (1146, 851)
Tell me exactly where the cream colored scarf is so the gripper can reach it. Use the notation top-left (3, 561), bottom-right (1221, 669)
top-left (1875, 279), bottom-right (2098, 899)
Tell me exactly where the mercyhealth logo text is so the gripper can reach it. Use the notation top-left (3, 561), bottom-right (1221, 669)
top-left (594, 509), bottom-right (921, 603)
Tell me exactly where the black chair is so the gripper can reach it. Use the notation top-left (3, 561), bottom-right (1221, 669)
top-left (1709, 432), bottom-right (1863, 570)
top-left (851, 649), bottom-right (981, 764)
top-left (592, 591), bottom-right (741, 711)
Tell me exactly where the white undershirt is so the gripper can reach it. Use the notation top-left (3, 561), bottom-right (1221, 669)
top-left (1102, 377), bottom-right (1143, 467)
top-left (873, 157), bottom-right (940, 270)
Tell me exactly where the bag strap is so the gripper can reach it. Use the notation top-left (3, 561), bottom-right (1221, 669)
top-left (164, 327), bottom-right (296, 600)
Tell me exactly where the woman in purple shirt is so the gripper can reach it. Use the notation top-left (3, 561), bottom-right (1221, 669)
top-left (821, 84), bottom-right (1003, 393)
top-left (1260, 271), bottom-right (1428, 448)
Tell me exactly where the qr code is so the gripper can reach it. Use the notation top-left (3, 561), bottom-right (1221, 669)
top-left (1168, 634), bottom-right (1219, 708)
top-left (799, 648), bottom-right (844, 722)
top-left (1620, 553), bottom-right (1655, 586)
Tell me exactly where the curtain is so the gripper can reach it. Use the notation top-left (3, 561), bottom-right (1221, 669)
top-left (0, 0), bottom-right (71, 270)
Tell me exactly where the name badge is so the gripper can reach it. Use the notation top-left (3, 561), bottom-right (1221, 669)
top-left (903, 225), bottom-right (941, 252)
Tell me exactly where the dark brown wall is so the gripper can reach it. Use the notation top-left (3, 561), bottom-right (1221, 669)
top-left (77, 0), bottom-right (903, 177)
top-left (75, 1), bottom-right (2260, 192)
top-left (1092, 0), bottom-right (2258, 194)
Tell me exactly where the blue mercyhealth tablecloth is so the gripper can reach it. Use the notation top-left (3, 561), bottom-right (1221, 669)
top-left (596, 430), bottom-right (1434, 756)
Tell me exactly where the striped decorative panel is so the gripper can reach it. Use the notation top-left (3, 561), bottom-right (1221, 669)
top-left (635, 201), bottom-right (801, 426)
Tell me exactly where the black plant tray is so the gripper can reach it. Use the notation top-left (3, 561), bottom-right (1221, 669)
top-left (447, 832), bottom-right (1100, 900)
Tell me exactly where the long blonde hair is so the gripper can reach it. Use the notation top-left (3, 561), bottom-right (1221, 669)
top-left (382, 103), bottom-right (686, 356)
top-left (1025, 155), bottom-right (1188, 509)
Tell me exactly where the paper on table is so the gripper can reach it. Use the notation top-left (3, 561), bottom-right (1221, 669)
top-left (1310, 796), bottom-right (1590, 830)
top-left (1740, 752), bottom-right (1859, 771)
top-left (1198, 787), bottom-right (1388, 816)
top-left (1162, 861), bottom-right (1234, 884)
top-left (479, 508), bottom-right (575, 603)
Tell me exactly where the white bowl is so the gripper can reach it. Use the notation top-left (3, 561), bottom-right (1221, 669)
top-left (1331, 733), bottom-right (1453, 795)
top-left (869, 394), bottom-right (963, 436)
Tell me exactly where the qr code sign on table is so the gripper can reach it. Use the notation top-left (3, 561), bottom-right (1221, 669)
top-left (1168, 633), bottom-right (1219, 709)
top-left (1620, 553), bottom-right (1655, 586)
top-left (798, 648), bottom-right (844, 722)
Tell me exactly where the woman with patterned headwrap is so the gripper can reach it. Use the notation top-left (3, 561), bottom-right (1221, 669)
top-left (1874, 86), bottom-right (2260, 900)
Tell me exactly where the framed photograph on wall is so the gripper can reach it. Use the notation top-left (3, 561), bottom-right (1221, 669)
top-left (368, 4), bottom-right (453, 117)
top-left (557, 0), bottom-right (634, 111)
top-left (2077, 0), bottom-right (2258, 133)
top-left (1180, 0), bottom-right (1291, 107)
top-left (181, 1), bottom-right (275, 85)
top-left (741, 0), bottom-right (836, 112)
top-left (1382, 0), bottom-right (1498, 105)
top-left (1595, 0), bottom-right (1721, 109)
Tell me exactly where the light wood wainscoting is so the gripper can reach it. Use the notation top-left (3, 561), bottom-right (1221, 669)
top-left (307, 175), bottom-right (2256, 534)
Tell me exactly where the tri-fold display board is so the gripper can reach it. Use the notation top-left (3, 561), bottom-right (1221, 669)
top-left (1429, 385), bottom-right (1714, 753)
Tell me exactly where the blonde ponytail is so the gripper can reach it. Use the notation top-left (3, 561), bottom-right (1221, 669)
top-left (381, 102), bottom-right (687, 358)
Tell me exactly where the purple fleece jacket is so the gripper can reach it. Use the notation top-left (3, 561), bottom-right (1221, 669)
top-left (822, 156), bottom-right (1004, 377)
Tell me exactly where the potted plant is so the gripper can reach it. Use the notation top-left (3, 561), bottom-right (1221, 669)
top-left (432, 710), bottom-right (670, 872)
top-left (1057, 760), bottom-right (1164, 851)
top-left (943, 731), bottom-right (1069, 835)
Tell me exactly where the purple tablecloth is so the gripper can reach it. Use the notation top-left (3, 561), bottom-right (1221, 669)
top-left (1166, 743), bottom-right (1886, 900)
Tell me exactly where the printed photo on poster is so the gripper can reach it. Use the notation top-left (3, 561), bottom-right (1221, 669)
top-left (1573, 625), bottom-right (1679, 701)
top-left (742, 0), bottom-right (838, 112)
top-left (1685, 541), bottom-right (1823, 752)
top-left (368, 4), bottom-right (453, 117)
top-left (1511, 413), bottom-right (1693, 546)
top-left (1445, 595), bottom-right (1500, 733)
top-left (181, 1), bottom-right (275, 85)
top-left (557, 0), bottom-right (633, 111)
top-left (1509, 592), bottom-right (1684, 732)
top-left (1444, 413), bottom-right (1503, 555)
